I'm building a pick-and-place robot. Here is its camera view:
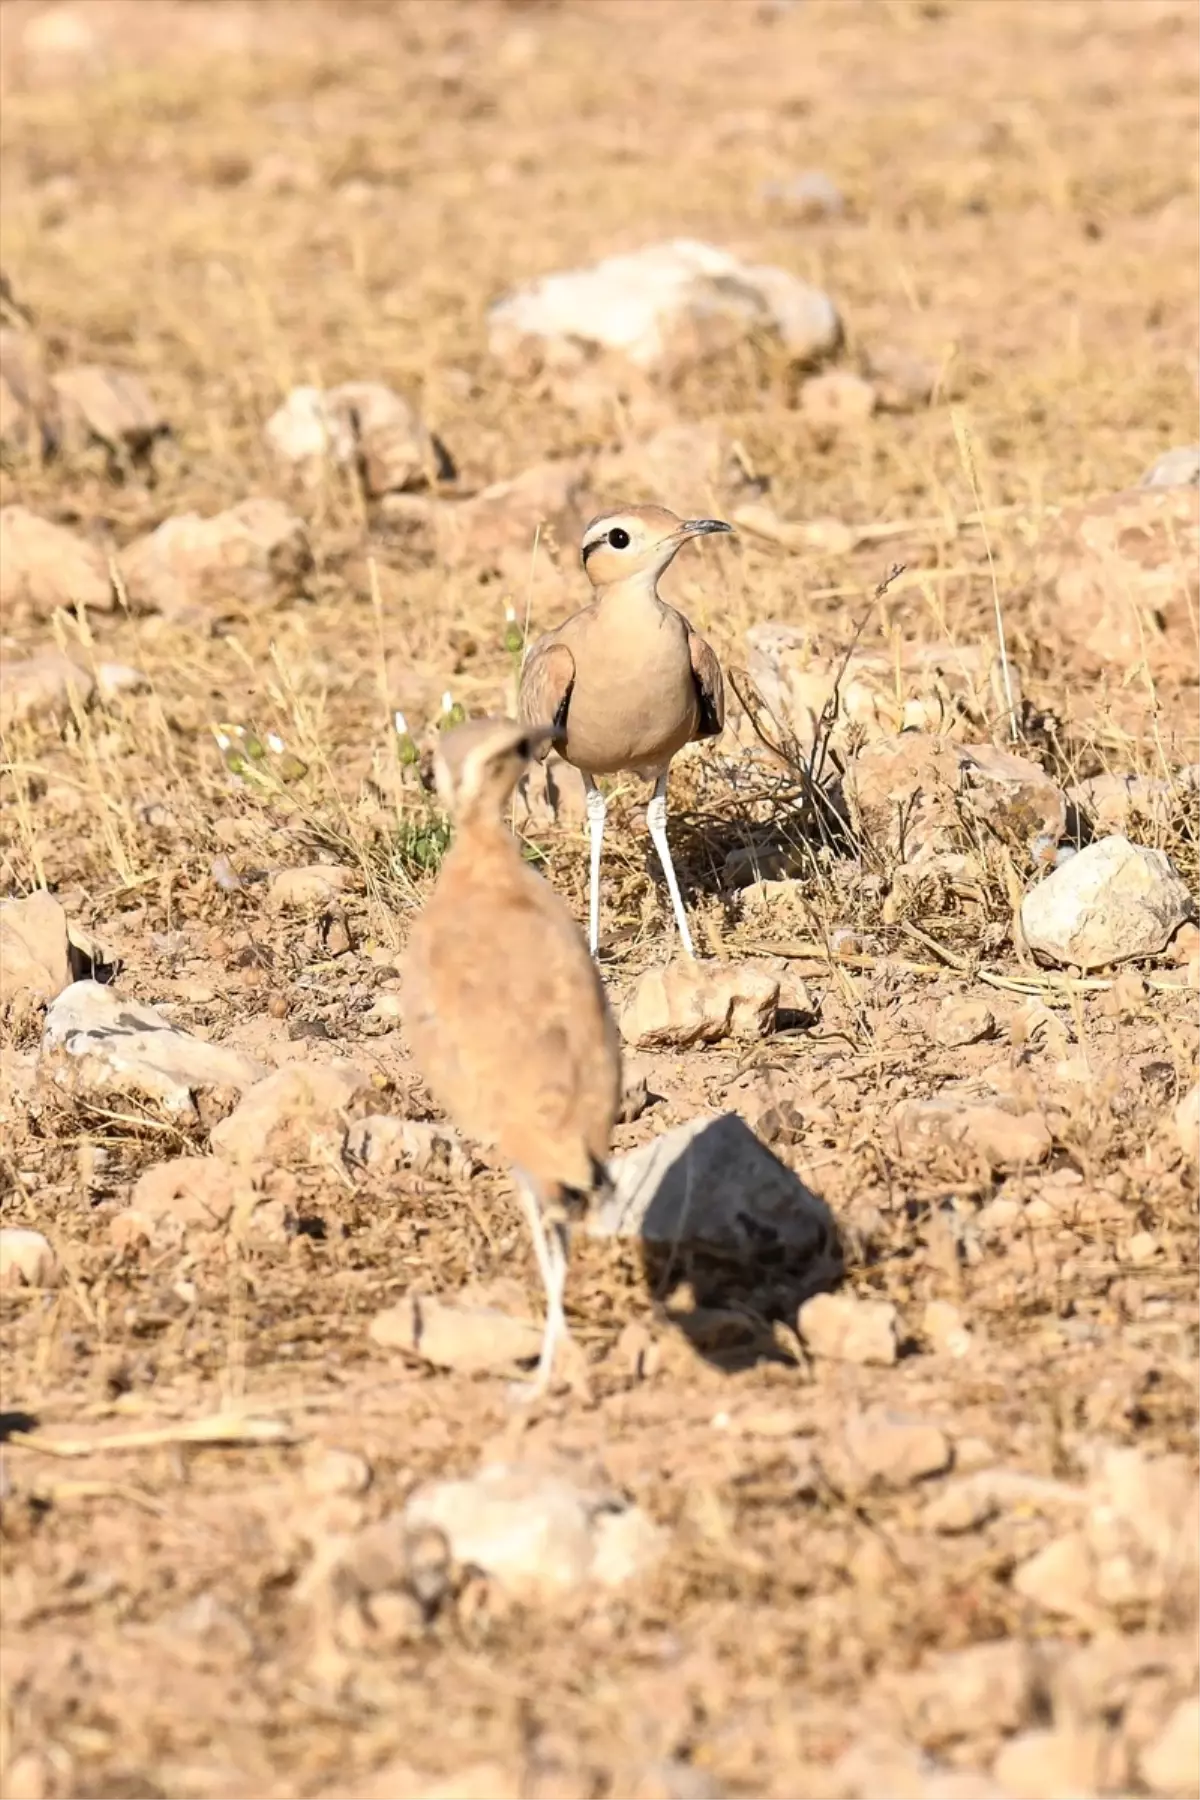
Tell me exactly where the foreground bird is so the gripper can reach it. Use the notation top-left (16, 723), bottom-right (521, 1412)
top-left (403, 716), bottom-right (622, 1398)
top-left (518, 504), bottom-right (732, 959)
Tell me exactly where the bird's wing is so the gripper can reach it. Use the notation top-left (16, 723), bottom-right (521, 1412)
top-left (686, 627), bottom-right (725, 739)
top-left (517, 635), bottom-right (576, 753)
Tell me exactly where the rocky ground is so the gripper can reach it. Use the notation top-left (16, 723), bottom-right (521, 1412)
top-left (1, 2), bottom-right (1198, 1797)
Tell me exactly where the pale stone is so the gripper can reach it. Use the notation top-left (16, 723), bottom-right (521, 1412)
top-left (369, 1290), bottom-right (544, 1375)
top-left (0, 1227), bottom-right (58, 1288)
top-left (345, 1113), bottom-right (474, 1180)
top-left (1172, 1082), bottom-right (1198, 1162)
top-left (799, 369), bottom-right (876, 425)
top-left (488, 239), bottom-right (840, 376)
top-left (40, 981), bottom-right (267, 1120)
top-left (619, 960), bottom-right (778, 1049)
top-left (0, 891), bottom-right (71, 1006)
top-left (923, 1299), bottom-right (973, 1358)
top-left (0, 651), bottom-right (95, 731)
top-left (893, 1095), bottom-right (1052, 1170)
top-left (0, 505), bottom-right (112, 617)
top-left (118, 498), bottom-right (313, 619)
top-left (403, 1462), bottom-right (667, 1597)
top-left (268, 865), bottom-right (354, 909)
top-left (1139, 1695), bottom-right (1200, 1796)
top-left (798, 1290), bottom-right (898, 1366)
top-left (827, 1406), bottom-right (953, 1493)
top-left (210, 1062), bottom-right (373, 1166)
top-left (1021, 836), bottom-right (1192, 970)
top-left (993, 1728), bottom-right (1104, 1800)
top-left (1036, 486), bottom-right (1199, 673)
top-left (52, 363), bottom-right (168, 458)
top-left (744, 624), bottom-right (1022, 751)
top-left (265, 381), bottom-right (450, 496)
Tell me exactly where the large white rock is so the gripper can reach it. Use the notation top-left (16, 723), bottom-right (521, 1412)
top-left (590, 1111), bottom-right (839, 1279)
top-left (1021, 836), bottom-right (1193, 970)
top-left (403, 1461), bottom-right (667, 1598)
top-left (40, 981), bottom-right (267, 1119)
top-left (488, 239), bottom-right (840, 375)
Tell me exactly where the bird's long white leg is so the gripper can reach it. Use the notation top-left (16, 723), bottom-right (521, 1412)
top-left (584, 775), bottom-right (606, 958)
top-left (646, 772), bottom-right (695, 959)
top-left (513, 1175), bottom-right (570, 1399)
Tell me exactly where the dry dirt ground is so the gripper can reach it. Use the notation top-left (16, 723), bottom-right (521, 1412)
top-left (1, 2), bottom-right (1199, 1797)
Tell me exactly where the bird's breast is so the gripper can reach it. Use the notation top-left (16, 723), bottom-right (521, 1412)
top-left (561, 611), bottom-right (698, 775)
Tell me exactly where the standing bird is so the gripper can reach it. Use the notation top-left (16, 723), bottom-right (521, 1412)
top-left (403, 716), bottom-right (622, 1398)
top-left (518, 504), bottom-right (732, 960)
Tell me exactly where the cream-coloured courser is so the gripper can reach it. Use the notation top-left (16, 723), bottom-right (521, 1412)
top-left (518, 504), bottom-right (732, 959)
top-left (403, 716), bottom-right (622, 1398)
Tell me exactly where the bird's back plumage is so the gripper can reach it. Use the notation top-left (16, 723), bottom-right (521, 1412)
top-left (403, 832), bottom-right (621, 1199)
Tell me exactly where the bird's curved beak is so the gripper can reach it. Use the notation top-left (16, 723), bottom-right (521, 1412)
top-left (679, 518), bottom-right (734, 539)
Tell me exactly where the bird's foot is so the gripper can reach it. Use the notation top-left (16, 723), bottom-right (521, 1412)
top-left (505, 1335), bottom-right (591, 1407)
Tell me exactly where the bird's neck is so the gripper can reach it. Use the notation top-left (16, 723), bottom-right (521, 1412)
top-left (592, 570), bottom-right (666, 614)
top-left (452, 800), bottom-right (514, 845)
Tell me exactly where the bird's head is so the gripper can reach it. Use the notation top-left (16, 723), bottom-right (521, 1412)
top-left (434, 716), bottom-right (561, 821)
top-left (580, 505), bottom-right (733, 591)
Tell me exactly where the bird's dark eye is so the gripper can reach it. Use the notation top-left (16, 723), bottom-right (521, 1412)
top-left (515, 736), bottom-right (530, 759)
top-left (607, 527), bottom-right (631, 549)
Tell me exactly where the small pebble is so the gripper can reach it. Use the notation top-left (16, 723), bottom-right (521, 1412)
top-left (210, 855), bottom-right (244, 893)
top-left (923, 1299), bottom-right (973, 1358)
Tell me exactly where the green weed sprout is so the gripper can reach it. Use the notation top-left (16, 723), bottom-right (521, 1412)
top-left (438, 690), bottom-right (466, 731)
top-left (393, 709), bottom-right (420, 767)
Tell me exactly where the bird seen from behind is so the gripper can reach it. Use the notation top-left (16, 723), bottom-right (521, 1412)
top-left (402, 716), bottom-right (622, 1399)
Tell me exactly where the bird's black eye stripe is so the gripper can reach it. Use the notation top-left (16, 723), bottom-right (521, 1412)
top-left (581, 526), bottom-right (631, 564)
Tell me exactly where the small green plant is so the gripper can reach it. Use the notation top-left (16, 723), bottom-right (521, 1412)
top-left (393, 710), bottom-right (419, 768)
top-left (210, 722), bottom-right (307, 788)
top-left (389, 801), bottom-right (453, 879)
top-left (503, 600), bottom-right (524, 663)
top-left (437, 690), bottom-right (466, 731)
